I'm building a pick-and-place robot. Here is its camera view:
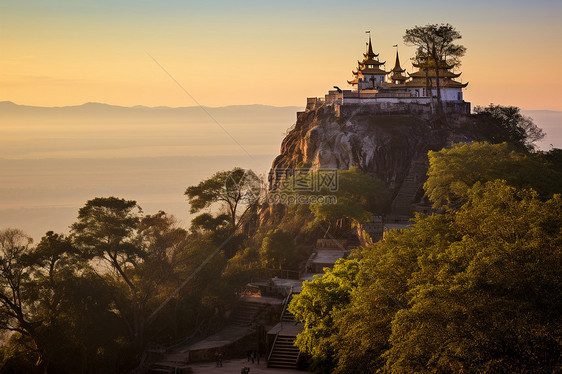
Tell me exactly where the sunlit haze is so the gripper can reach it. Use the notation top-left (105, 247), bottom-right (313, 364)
top-left (1, 0), bottom-right (562, 241)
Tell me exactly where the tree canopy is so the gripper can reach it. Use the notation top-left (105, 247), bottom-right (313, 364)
top-left (307, 167), bottom-right (390, 235)
top-left (404, 23), bottom-right (466, 117)
top-left (185, 167), bottom-right (261, 231)
top-left (290, 180), bottom-right (562, 373)
top-left (424, 142), bottom-right (562, 210)
top-left (0, 196), bottom-right (240, 372)
top-left (474, 104), bottom-right (545, 151)
top-left (259, 228), bottom-right (298, 270)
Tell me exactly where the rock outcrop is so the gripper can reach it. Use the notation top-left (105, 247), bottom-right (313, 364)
top-left (267, 103), bottom-right (486, 217)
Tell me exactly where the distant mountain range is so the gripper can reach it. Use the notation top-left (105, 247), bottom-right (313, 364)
top-left (1, 100), bottom-right (558, 117)
top-left (1, 101), bottom-right (558, 150)
top-left (0, 101), bottom-right (303, 116)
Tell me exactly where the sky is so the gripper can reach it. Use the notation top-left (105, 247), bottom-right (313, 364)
top-left (1, 0), bottom-right (562, 110)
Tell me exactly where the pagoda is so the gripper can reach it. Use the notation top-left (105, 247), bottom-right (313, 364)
top-left (405, 57), bottom-right (468, 100)
top-left (388, 50), bottom-right (407, 84)
top-left (348, 35), bottom-right (387, 90)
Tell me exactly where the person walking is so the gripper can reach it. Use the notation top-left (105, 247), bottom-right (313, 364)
top-left (218, 351), bottom-right (223, 367)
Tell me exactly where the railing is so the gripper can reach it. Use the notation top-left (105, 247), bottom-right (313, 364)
top-left (279, 286), bottom-right (294, 321)
top-left (267, 332), bottom-right (280, 365)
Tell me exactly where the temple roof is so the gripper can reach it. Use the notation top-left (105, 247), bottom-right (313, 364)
top-left (405, 78), bottom-right (468, 88)
top-left (389, 50), bottom-right (407, 82)
top-left (363, 36), bottom-right (379, 59)
top-left (406, 54), bottom-right (466, 87)
top-left (390, 51), bottom-right (405, 73)
top-left (357, 66), bottom-right (388, 75)
top-left (408, 70), bottom-right (461, 79)
top-left (413, 57), bottom-right (455, 70)
top-left (389, 73), bottom-right (408, 82)
top-left (359, 58), bottom-right (385, 67)
top-left (349, 34), bottom-right (387, 82)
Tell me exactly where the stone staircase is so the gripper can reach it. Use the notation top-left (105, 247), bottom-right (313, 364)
top-left (391, 155), bottom-right (429, 216)
top-left (280, 294), bottom-right (295, 323)
top-left (267, 334), bottom-right (300, 369)
top-left (149, 352), bottom-right (189, 373)
top-left (230, 301), bottom-right (263, 326)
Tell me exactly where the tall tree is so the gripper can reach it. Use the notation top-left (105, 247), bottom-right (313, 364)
top-left (474, 104), bottom-right (545, 151)
top-left (289, 181), bottom-right (562, 373)
top-left (289, 259), bottom-right (360, 372)
top-left (70, 197), bottom-right (146, 348)
top-left (404, 23), bottom-right (466, 118)
top-left (424, 142), bottom-right (562, 210)
top-left (185, 167), bottom-right (261, 232)
top-left (29, 232), bottom-right (122, 373)
top-left (0, 229), bottom-right (42, 366)
top-left (307, 167), bottom-right (390, 236)
top-left (259, 229), bottom-right (297, 270)
top-left (0, 229), bottom-right (122, 373)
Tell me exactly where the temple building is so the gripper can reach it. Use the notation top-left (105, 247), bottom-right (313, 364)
top-left (387, 50), bottom-right (408, 84)
top-left (404, 58), bottom-right (468, 101)
top-left (347, 36), bottom-right (388, 90)
top-left (305, 33), bottom-right (470, 115)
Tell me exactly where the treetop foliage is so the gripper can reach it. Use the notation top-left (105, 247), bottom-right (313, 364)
top-left (291, 180), bottom-right (562, 373)
top-left (404, 23), bottom-right (466, 68)
top-left (185, 167), bottom-right (261, 231)
top-left (307, 167), bottom-right (390, 234)
top-left (425, 141), bottom-right (562, 210)
top-left (1, 195), bottom-right (241, 372)
top-left (474, 104), bottom-right (545, 151)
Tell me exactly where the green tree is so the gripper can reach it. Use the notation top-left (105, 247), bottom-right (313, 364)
top-left (0, 230), bottom-right (123, 373)
top-left (474, 104), bottom-right (545, 151)
top-left (0, 229), bottom-right (42, 367)
top-left (185, 168), bottom-right (261, 231)
top-left (385, 181), bottom-right (562, 373)
top-left (308, 167), bottom-right (390, 235)
top-left (290, 180), bottom-right (562, 373)
top-left (404, 24), bottom-right (466, 118)
top-left (424, 142), bottom-right (562, 209)
top-left (189, 213), bottom-right (230, 234)
top-left (259, 229), bottom-right (297, 270)
top-left (70, 197), bottom-right (147, 350)
top-left (289, 259), bottom-right (360, 372)
top-left (31, 233), bottom-right (122, 373)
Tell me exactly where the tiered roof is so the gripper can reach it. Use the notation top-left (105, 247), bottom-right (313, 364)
top-left (388, 51), bottom-right (407, 83)
top-left (405, 57), bottom-right (468, 88)
top-left (348, 36), bottom-right (387, 86)
top-left (345, 37), bottom-right (468, 92)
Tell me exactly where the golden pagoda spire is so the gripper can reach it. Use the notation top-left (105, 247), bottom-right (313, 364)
top-left (364, 34), bottom-right (379, 58)
top-left (389, 49), bottom-right (407, 83)
top-left (348, 32), bottom-right (387, 89)
top-left (391, 50), bottom-right (405, 73)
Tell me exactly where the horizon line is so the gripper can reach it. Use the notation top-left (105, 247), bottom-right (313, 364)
top-left (0, 100), bottom-right (305, 110)
top-left (0, 100), bottom-right (560, 113)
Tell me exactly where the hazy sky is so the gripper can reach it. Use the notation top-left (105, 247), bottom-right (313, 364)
top-left (1, 0), bottom-right (562, 109)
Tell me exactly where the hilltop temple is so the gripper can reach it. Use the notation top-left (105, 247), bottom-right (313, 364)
top-left (306, 35), bottom-right (470, 115)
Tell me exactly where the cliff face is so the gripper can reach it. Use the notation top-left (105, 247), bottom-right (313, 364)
top-left (273, 105), bottom-right (456, 187)
top-left (266, 103), bottom-right (484, 219)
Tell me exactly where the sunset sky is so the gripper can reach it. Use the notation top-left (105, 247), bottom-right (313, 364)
top-left (1, 0), bottom-right (561, 110)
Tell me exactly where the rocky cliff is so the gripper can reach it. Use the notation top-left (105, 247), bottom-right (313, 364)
top-left (267, 103), bottom-right (486, 216)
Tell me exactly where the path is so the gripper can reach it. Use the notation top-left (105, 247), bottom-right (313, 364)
top-left (186, 357), bottom-right (298, 374)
